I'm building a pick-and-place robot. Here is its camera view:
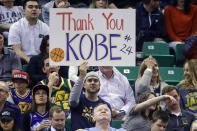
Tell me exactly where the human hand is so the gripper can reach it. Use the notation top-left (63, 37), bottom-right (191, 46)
top-left (6, 81), bottom-right (14, 89)
top-left (144, 56), bottom-right (155, 69)
top-left (36, 120), bottom-right (51, 131)
top-left (48, 72), bottom-right (59, 86)
top-left (79, 62), bottom-right (88, 79)
top-left (56, 1), bottom-right (70, 8)
top-left (163, 95), bottom-right (176, 104)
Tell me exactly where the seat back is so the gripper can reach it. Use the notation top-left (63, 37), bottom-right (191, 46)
top-left (160, 67), bottom-right (184, 85)
top-left (142, 42), bottom-right (170, 58)
top-left (175, 44), bottom-right (185, 67)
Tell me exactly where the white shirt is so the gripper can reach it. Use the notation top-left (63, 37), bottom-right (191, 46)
top-left (8, 17), bottom-right (49, 56)
top-left (98, 70), bottom-right (136, 114)
top-left (51, 125), bottom-right (66, 131)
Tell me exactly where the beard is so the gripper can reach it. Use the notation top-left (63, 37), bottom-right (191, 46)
top-left (86, 88), bottom-right (100, 94)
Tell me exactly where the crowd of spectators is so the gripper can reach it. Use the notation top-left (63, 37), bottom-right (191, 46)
top-left (1, 0), bottom-right (197, 131)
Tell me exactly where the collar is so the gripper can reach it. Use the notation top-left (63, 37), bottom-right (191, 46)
top-left (51, 125), bottom-right (66, 131)
top-left (166, 109), bottom-right (182, 117)
top-left (24, 17), bottom-right (39, 26)
top-left (98, 70), bottom-right (115, 80)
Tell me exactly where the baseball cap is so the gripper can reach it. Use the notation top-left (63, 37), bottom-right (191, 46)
top-left (83, 71), bottom-right (99, 83)
top-left (12, 71), bottom-right (29, 83)
top-left (32, 84), bottom-right (49, 96)
top-left (0, 108), bottom-right (15, 122)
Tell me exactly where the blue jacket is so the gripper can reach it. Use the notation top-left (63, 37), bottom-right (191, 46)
top-left (136, 2), bottom-right (165, 51)
top-left (165, 109), bottom-right (195, 131)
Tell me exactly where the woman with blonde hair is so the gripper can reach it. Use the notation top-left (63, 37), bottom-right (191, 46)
top-left (177, 59), bottom-right (197, 115)
top-left (135, 56), bottom-right (168, 98)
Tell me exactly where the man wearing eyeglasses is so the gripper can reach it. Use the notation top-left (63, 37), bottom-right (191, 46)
top-left (69, 62), bottom-right (111, 131)
top-left (8, 0), bottom-right (49, 64)
top-left (0, 81), bottom-right (22, 130)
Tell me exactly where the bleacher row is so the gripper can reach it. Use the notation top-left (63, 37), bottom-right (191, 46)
top-left (115, 41), bottom-right (185, 93)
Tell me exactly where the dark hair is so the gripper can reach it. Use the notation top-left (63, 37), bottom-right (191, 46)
top-left (173, 0), bottom-right (191, 14)
top-left (137, 91), bottom-right (156, 104)
top-left (136, 91), bottom-right (156, 119)
top-left (0, 120), bottom-right (20, 131)
top-left (41, 54), bottom-right (49, 68)
top-left (162, 85), bottom-right (179, 95)
top-left (152, 110), bottom-right (169, 123)
top-left (23, 0), bottom-right (39, 9)
top-left (40, 35), bottom-right (49, 56)
top-left (49, 106), bottom-right (65, 118)
top-left (143, 0), bottom-right (151, 4)
top-left (30, 93), bottom-right (51, 113)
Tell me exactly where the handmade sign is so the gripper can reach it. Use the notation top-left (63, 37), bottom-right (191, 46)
top-left (49, 9), bottom-right (136, 66)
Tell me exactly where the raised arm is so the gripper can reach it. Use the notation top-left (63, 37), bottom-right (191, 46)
top-left (133, 95), bottom-right (176, 113)
top-left (69, 62), bottom-right (88, 107)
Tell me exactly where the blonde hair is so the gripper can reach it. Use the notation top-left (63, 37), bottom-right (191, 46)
top-left (89, 0), bottom-right (109, 8)
top-left (188, 59), bottom-right (197, 88)
top-left (190, 120), bottom-right (197, 131)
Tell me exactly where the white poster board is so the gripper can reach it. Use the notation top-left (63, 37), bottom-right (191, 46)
top-left (49, 9), bottom-right (136, 66)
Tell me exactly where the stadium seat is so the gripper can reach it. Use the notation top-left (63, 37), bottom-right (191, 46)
top-left (111, 120), bottom-right (124, 129)
top-left (152, 55), bottom-right (175, 67)
top-left (142, 42), bottom-right (175, 67)
top-left (142, 42), bottom-right (170, 58)
top-left (160, 67), bottom-right (184, 85)
top-left (175, 44), bottom-right (185, 67)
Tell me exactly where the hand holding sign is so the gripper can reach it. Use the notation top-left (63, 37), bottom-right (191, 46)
top-left (79, 62), bottom-right (88, 79)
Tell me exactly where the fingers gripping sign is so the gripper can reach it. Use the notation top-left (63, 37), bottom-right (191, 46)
top-left (79, 62), bottom-right (88, 79)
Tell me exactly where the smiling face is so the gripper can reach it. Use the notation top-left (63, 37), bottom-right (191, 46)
top-left (93, 104), bottom-right (111, 123)
top-left (184, 62), bottom-right (191, 82)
